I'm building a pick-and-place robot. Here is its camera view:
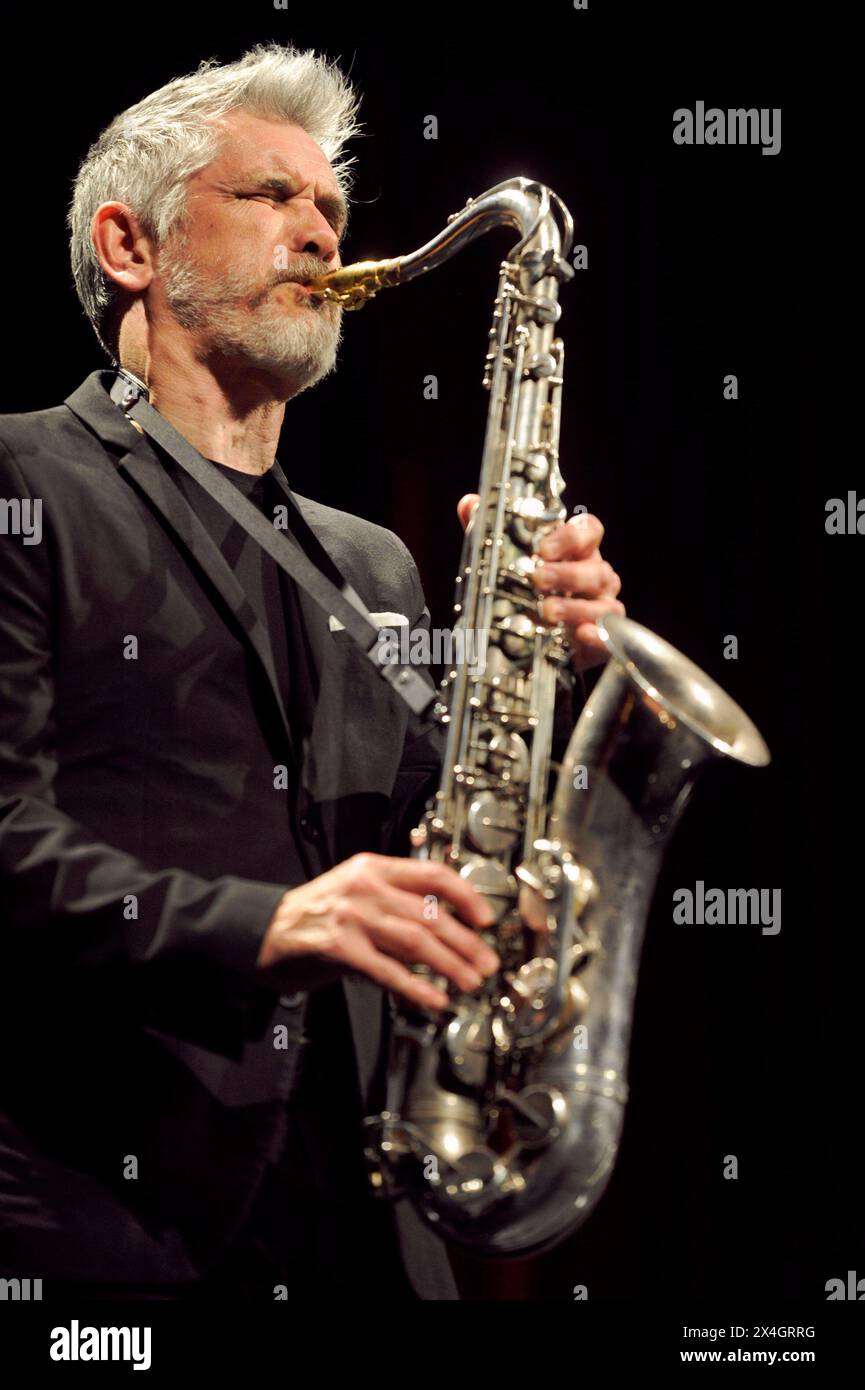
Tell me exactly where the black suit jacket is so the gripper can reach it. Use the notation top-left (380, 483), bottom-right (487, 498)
top-left (0, 369), bottom-right (458, 1299)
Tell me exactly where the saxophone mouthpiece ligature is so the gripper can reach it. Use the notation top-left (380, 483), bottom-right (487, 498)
top-left (304, 257), bottom-right (403, 310)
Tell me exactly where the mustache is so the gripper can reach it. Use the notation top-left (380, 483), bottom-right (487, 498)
top-left (270, 254), bottom-right (332, 288)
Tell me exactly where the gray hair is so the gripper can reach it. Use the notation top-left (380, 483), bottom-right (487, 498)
top-left (68, 42), bottom-right (362, 361)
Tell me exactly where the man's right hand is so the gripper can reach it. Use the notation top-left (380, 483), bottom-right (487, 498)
top-left (257, 852), bottom-right (500, 1010)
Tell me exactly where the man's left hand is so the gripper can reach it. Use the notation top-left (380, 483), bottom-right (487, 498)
top-left (457, 496), bottom-right (625, 674)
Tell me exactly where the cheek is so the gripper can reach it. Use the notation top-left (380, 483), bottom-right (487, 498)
top-left (193, 208), bottom-right (272, 261)
top-left (174, 207), bottom-right (284, 294)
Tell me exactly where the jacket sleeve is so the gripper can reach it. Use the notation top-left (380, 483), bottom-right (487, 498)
top-left (0, 436), bottom-right (296, 1052)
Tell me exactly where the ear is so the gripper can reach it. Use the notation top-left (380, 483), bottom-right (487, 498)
top-left (457, 493), bottom-right (480, 532)
top-left (90, 202), bottom-right (156, 294)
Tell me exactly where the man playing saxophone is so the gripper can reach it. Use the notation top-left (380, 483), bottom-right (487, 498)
top-left (0, 42), bottom-right (624, 1300)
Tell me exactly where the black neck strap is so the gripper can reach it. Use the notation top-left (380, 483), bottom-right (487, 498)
top-left (109, 371), bottom-right (439, 723)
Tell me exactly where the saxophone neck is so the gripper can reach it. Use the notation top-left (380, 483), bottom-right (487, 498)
top-left (305, 177), bottom-right (575, 309)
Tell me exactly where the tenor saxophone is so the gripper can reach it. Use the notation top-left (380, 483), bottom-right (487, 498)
top-left (306, 178), bottom-right (770, 1257)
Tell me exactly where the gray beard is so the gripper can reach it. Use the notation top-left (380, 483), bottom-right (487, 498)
top-left (159, 240), bottom-right (343, 397)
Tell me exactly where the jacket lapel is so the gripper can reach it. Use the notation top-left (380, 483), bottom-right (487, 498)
top-left (64, 371), bottom-right (299, 767)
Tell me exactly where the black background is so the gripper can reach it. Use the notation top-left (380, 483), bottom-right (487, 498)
top-left (0, 3), bottom-right (850, 1302)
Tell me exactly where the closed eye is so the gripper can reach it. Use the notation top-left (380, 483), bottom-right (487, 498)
top-left (237, 183), bottom-right (345, 236)
top-left (239, 189), bottom-right (289, 203)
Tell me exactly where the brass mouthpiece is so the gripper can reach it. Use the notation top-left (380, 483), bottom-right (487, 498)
top-left (304, 257), bottom-right (402, 310)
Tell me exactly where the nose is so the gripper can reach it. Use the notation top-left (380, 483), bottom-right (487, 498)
top-left (287, 195), bottom-right (340, 265)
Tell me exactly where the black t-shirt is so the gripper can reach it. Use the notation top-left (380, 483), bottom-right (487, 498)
top-left (182, 459), bottom-right (356, 1093)
top-left (172, 456), bottom-right (410, 1294)
top-left (182, 460), bottom-right (316, 756)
